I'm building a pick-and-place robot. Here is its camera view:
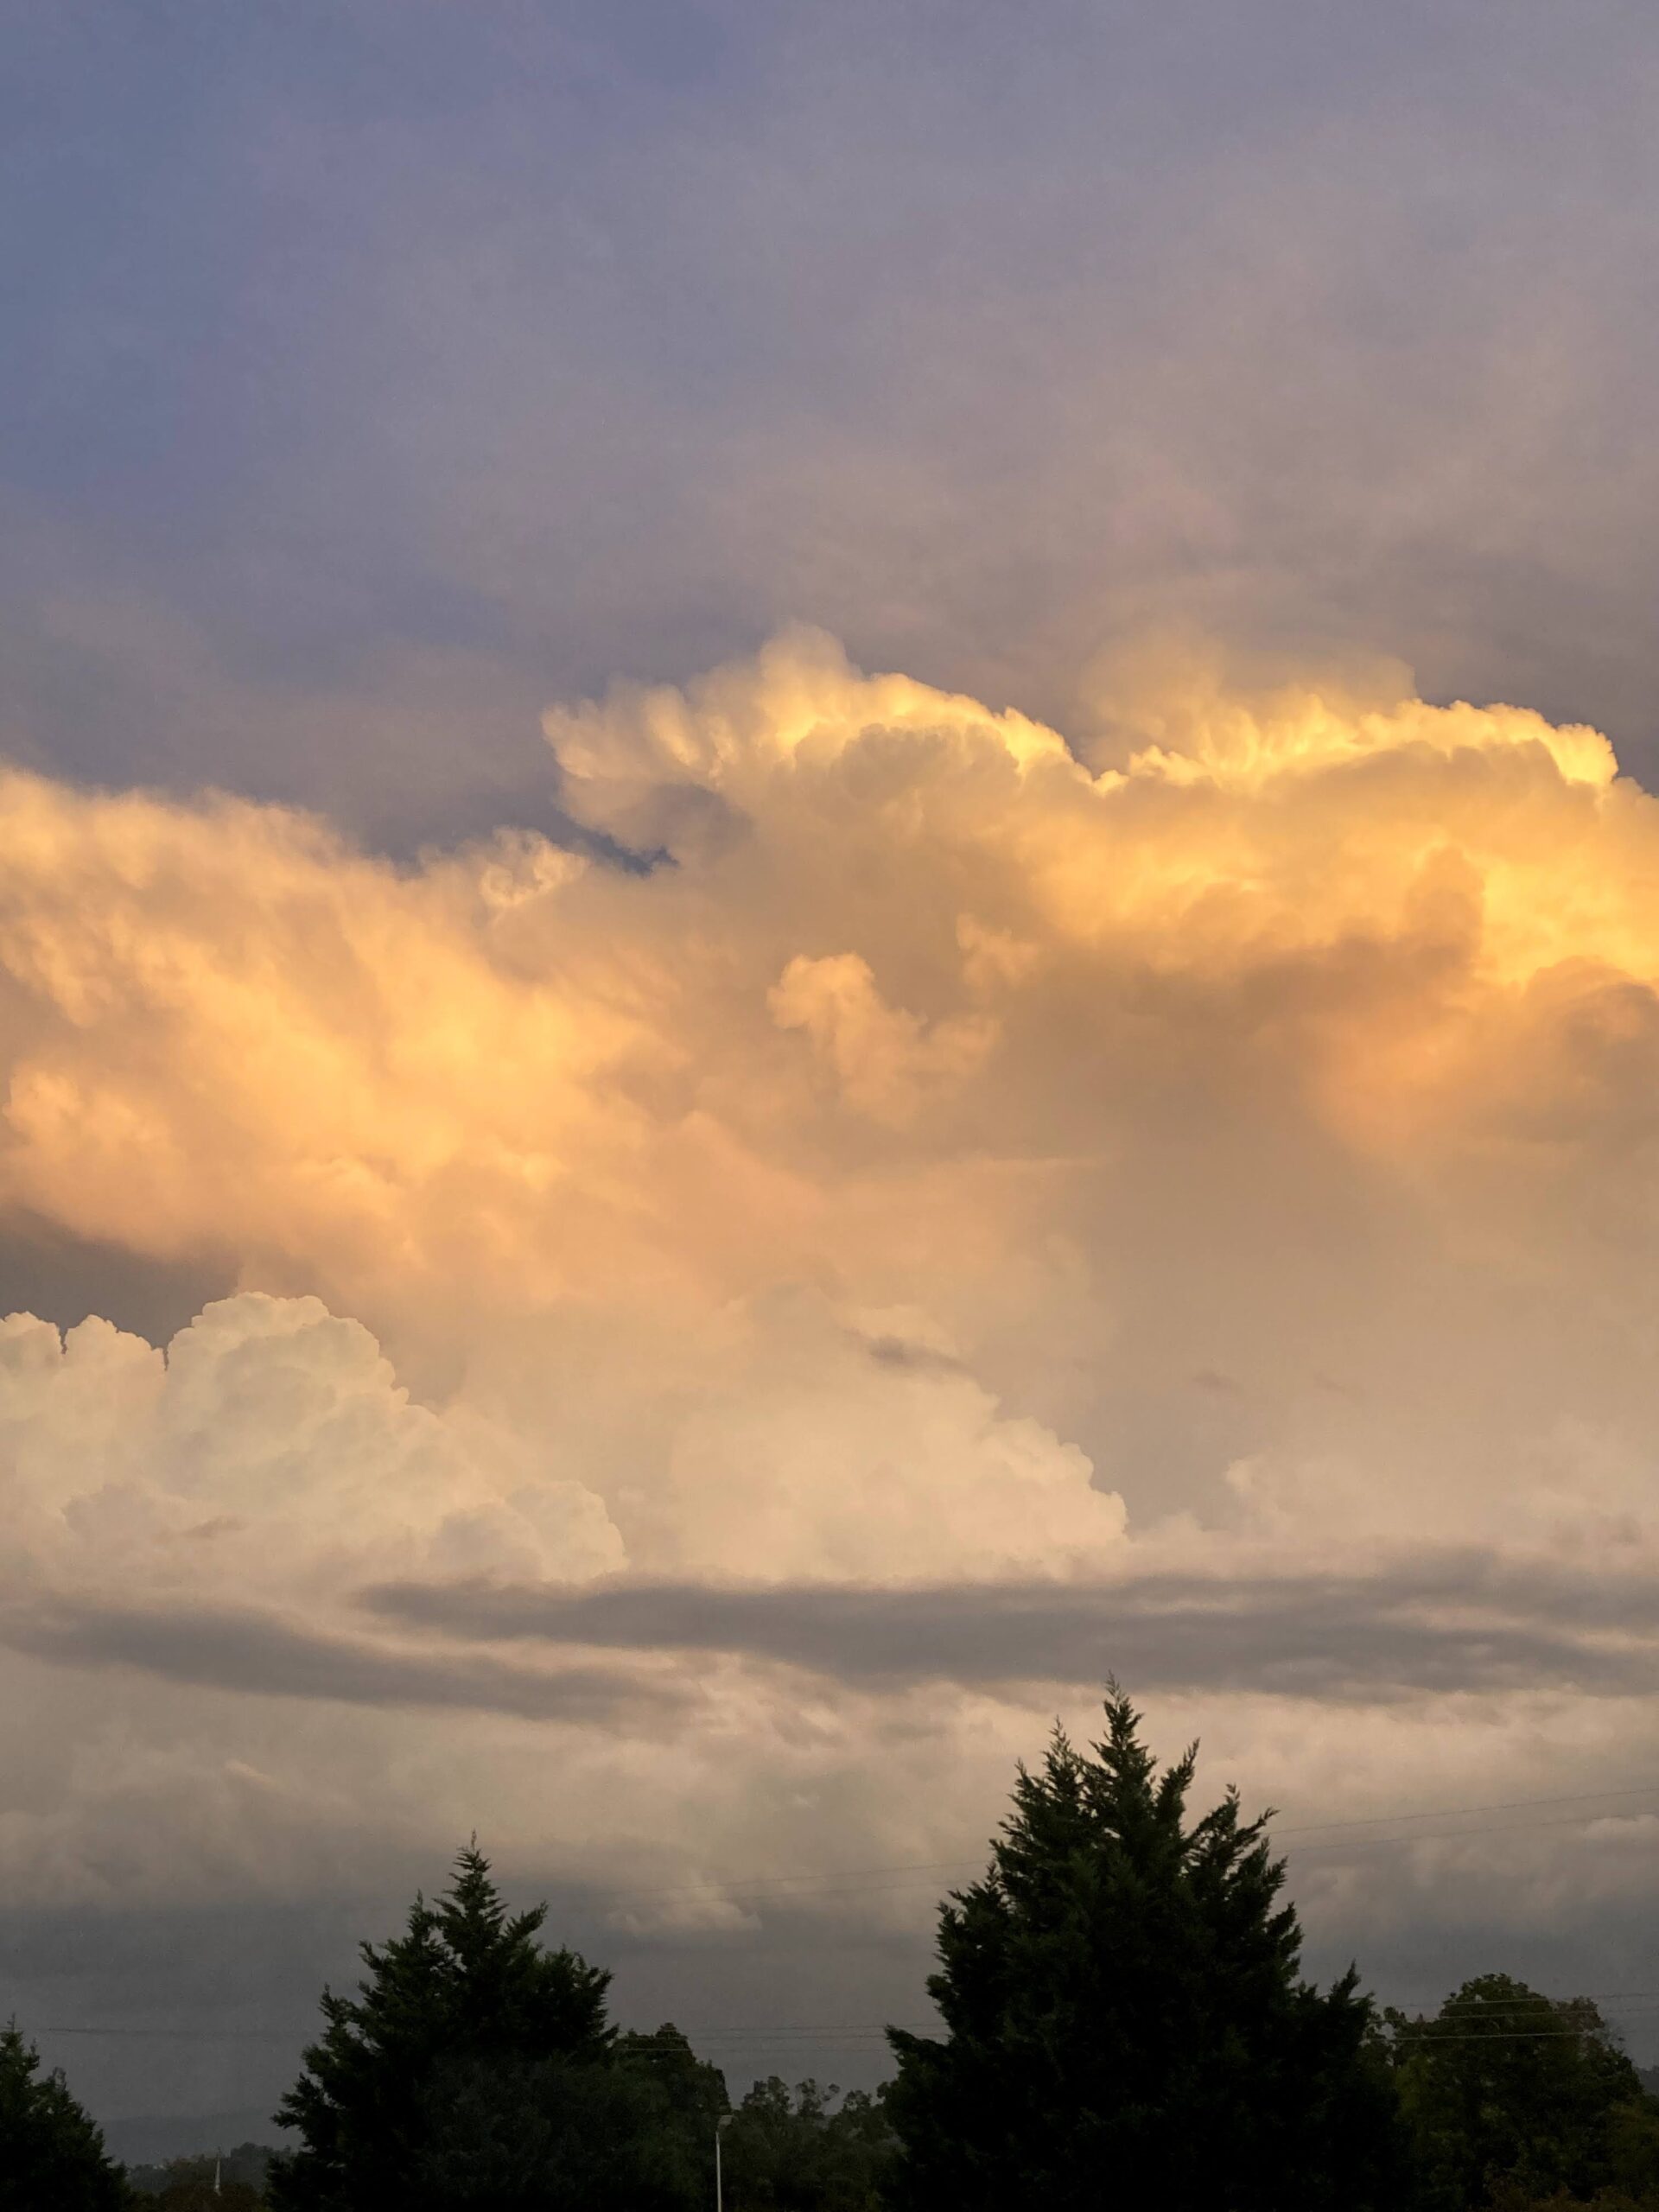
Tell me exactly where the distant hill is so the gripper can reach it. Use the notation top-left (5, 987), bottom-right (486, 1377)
top-left (1642, 2065), bottom-right (1659, 2099)
top-left (105, 2109), bottom-right (291, 2166)
top-left (126, 2141), bottom-right (276, 2197)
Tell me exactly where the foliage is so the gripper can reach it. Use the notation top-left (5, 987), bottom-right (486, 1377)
top-left (615, 2019), bottom-right (730, 2143)
top-left (719, 2075), bottom-right (893, 2211)
top-left (132, 1694), bottom-right (1659, 2212)
top-left (0, 2018), bottom-right (132, 2211)
top-left (1388, 1976), bottom-right (1659, 2209)
top-left (411, 2021), bottom-right (728, 2210)
top-left (883, 1686), bottom-right (1408, 2212)
top-left (269, 1841), bottom-right (613, 2211)
top-left (129, 2142), bottom-right (275, 2199)
top-left (149, 2159), bottom-right (265, 2210)
top-left (1486, 2196), bottom-right (1659, 2212)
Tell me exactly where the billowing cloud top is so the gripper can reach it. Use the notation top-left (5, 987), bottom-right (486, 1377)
top-left (6, 637), bottom-right (1659, 2058)
top-left (2, 632), bottom-right (1643, 1303)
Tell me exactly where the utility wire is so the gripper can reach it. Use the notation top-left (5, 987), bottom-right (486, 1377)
top-left (600, 1776), bottom-right (1659, 1907)
top-left (1279, 1780), bottom-right (1659, 1838)
top-left (37, 2019), bottom-right (1659, 2049)
top-left (33, 1780), bottom-right (1659, 2046)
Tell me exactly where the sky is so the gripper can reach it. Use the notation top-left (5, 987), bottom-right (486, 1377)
top-left (7, 0), bottom-right (1659, 2148)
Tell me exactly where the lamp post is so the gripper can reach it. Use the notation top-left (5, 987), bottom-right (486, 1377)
top-left (716, 2112), bottom-right (733, 2212)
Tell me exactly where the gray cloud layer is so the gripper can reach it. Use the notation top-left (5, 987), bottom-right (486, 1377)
top-left (11, 1554), bottom-right (1659, 1718)
top-left (365, 1555), bottom-right (1659, 1703)
top-left (0, 1594), bottom-right (683, 1725)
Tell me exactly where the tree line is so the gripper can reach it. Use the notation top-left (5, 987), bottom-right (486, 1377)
top-left (8, 1688), bottom-right (1659, 2210)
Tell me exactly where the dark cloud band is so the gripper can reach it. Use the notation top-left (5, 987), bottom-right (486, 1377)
top-left (362, 1554), bottom-right (1659, 1703)
top-left (0, 1593), bottom-right (687, 1724)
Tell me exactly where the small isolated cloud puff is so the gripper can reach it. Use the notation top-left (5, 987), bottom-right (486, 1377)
top-left (0, 1292), bottom-right (623, 1603)
top-left (606, 1885), bottom-right (763, 1940)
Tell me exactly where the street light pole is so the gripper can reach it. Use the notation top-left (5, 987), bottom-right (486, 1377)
top-left (716, 2112), bottom-right (732, 2212)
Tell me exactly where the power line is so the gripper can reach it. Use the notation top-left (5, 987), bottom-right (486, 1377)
top-left (41, 2024), bottom-right (307, 2040)
top-left (594, 1776), bottom-right (1659, 1909)
top-left (32, 2018), bottom-right (945, 2042)
top-left (1293, 1806), bottom-right (1659, 1859)
top-left (1407, 1992), bottom-right (1659, 2012)
top-left (31, 1779), bottom-right (1659, 2050)
top-left (38, 2017), bottom-right (1658, 2050)
top-left (1278, 1780), bottom-right (1659, 1838)
top-left (41, 1996), bottom-right (1659, 2040)
top-left (1382, 2029), bottom-right (1643, 2046)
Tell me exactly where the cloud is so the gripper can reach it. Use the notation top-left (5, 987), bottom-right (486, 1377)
top-left (3, 632), bottom-right (1656, 1566)
top-left (10, 632), bottom-right (1659, 1601)
top-left (9, 631), bottom-right (1659, 1603)
top-left (0, 1292), bottom-right (623, 1603)
top-left (768, 953), bottom-right (995, 1128)
top-left (16, 0), bottom-right (1659, 2094)
top-left (0, 633), bottom-right (1644, 1328)
top-left (10, 633), bottom-right (1659, 2082)
top-left (364, 1557), bottom-right (1659, 1703)
top-left (0, 1590), bottom-right (683, 1725)
top-left (16, 0), bottom-right (1658, 831)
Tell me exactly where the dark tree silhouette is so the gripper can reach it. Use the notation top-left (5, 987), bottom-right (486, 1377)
top-left (0, 2018), bottom-right (131, 2211)
top-left (718, 2075), bottom-right (893, 2210)
top-left (411, 2022), bottom-right (729, 2210)
top-left (884, 1686), bottom-right (1408, 2212)
top-left (1389, 1974), bottom-right (1659, 2209)
top-left (269, 1840), bottom-right (613, 2210)
top-left (152, 2161), bottom-right (264, 2211)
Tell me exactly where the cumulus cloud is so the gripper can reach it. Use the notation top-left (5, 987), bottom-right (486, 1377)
top-left (0, 1292), bottom-right (622, 1603)
top-left (0, 636), bottom-right (1644, 1314)
top-left (4, 631), bottom-right (1658, 1564)
top-left (768, 953), bottom-right (996, 1128)
top-left (10, 632), bottom-right (1659, 2070)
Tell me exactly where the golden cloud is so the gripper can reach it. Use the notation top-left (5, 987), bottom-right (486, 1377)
top-left (3, 630), bottom-right (1659, 1590)
top-left (11, 639), bottom-right (1659, 1936)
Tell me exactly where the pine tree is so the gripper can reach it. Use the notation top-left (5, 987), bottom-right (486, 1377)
top-left (0, 2018), bottom-right (131, 2211)
top-left (884, 1687), bottom-right (1407, 2212)
top-left (269, 1840), bottom-right (613, 2210)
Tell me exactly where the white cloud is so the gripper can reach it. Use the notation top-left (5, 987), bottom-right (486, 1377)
top-left (6, 633), bottom-right (1659, 2003)
top-left (0, 1292), bottom-right (623, 1604)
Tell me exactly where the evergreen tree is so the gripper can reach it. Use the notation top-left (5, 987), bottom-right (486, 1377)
top-left (0, 2018), bottom-right (131, 2211)
top-left (269, 1841), bottom-right (613, 2210)
top-left (1389, 1975), bottom-right (1659, 2209)
top-left (884, 1687), bottom-right (1407, 2212)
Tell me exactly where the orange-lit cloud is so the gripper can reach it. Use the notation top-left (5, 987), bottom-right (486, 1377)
top-left (8, 633), bottom-right (1659, 1936)
top-left (0, 629), bottom-right (1646, 1316)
